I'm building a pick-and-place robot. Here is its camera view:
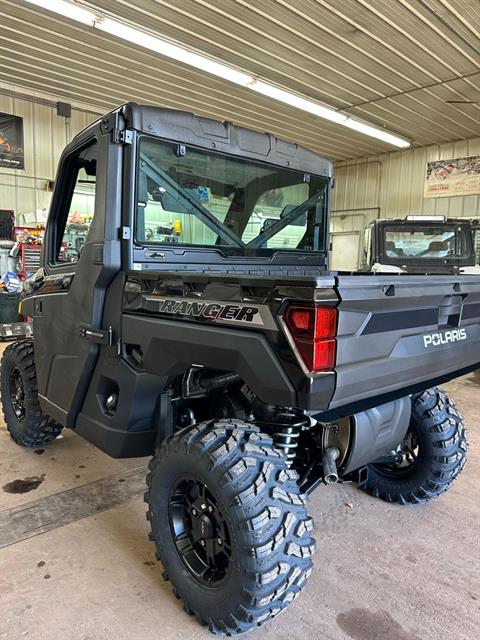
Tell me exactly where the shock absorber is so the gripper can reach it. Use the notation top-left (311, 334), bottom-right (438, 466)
top-left (253, 400), bottom-right (310, 466)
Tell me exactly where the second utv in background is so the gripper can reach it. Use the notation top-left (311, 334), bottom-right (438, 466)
top-left (361, 215), bottom-right (480, 274)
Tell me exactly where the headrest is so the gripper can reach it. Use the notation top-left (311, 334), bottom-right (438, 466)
top-left (428, 241), bottom-right (448, 251)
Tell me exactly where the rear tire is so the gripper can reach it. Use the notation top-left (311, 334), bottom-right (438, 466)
top-left (364, 387), bottom-right (467, 504)
top-left (1, 339), bottom-right (63, 446)
top-left (145, 419), bottom-right (315, 635)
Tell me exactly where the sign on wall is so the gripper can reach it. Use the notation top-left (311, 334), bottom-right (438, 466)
top-left (0, 112), bottom-right (24, 170)
top-left (424, 155), bottom-right (480, 198)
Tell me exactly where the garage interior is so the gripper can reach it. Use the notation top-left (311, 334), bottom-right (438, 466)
top-left (0, 1), bottom-right (480, 639)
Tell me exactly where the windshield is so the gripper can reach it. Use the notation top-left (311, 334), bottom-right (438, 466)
top-left (382, 225), bottom-right (472, 261)
top-left (136, 138), bottom-right (329, 255)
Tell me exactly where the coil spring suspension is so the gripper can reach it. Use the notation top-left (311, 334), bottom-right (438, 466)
top-left (254, 404), bottom-right (310, 466)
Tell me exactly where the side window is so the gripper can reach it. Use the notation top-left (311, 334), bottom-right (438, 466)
top-left (55, 141), bottom-right (97, 264)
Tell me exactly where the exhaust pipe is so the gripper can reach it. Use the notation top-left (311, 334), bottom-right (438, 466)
top-left (322, 446), bottom-right (340, 484)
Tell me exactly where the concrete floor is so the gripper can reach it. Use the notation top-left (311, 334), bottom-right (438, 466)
top-left (0, 350), bottom-right (479, 640)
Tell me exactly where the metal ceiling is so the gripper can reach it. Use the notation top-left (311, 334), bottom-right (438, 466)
top-left (1, 0), bottom-right (480, 160)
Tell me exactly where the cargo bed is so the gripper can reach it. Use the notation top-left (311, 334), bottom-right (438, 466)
top-left (331, 274), bottom-right (480, 412)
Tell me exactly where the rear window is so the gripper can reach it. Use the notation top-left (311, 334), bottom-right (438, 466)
top-left (135, 137), bottom-right (329, 255)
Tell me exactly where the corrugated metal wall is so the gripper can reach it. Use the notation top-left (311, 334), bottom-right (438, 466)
top-left (0, 93), bottom-right (97, 216)
top-left (333, 135), bottom-right (480, 225)
top-left (331, 135), bottom-right (480, 268)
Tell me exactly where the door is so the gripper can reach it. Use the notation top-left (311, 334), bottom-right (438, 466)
top-left (330, 232), bottom-right (360, 271)
top-left (32, 130), bottom-right (121, 427)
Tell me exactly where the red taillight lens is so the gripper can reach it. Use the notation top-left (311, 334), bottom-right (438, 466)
top-left (284, 304), bottom-right (337, 372)
top-left (312, 339), bottom-right (335, 371)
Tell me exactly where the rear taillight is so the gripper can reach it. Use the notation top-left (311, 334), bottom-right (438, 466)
top-left (284, 304), bottom-right (337, 372)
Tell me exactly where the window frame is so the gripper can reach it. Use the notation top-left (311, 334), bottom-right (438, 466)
top-left (377, 222), bottom-right (476, 266)
top-left (46, 137), bottom-right (98, 268)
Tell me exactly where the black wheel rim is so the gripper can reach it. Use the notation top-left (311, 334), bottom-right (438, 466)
top-left (9, 366), bottom-right (25, 422)
top-left (168, 476), bottom-right (232, 586)
top-left (372, 428), bottom-right (420, 478)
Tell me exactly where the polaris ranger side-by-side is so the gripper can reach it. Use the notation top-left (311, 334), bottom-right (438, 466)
top-left (362, 215), bottom-right (480, 274)
top-left (2, 104), bottom-right (478, 635)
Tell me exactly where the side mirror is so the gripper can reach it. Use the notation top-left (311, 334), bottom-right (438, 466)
top-left (161, 192), bottom-right (191, 214)
top-left (161, 188), bottom-right (202, 214)
top-left (280, 204), bottom-right (307, 226)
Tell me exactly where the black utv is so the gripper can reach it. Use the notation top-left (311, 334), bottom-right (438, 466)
top-left (2, 104), bottom-right (477, 635)
top-left (361, 215), bottom-right (480, 275)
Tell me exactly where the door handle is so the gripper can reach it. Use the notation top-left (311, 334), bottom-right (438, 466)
top-left (79, 325), bottom-right (112, 346)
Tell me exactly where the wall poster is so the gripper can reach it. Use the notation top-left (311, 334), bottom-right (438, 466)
top-left (0, 112), bottom-right (24, 169)
top-left (425, 155), bottom-right (480, 198)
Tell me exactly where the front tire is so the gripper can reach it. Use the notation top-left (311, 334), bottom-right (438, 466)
top-left (1, 340), bottom-right (63, 446)
top-left (364, 387), bottom-right (467, 504)
top-left (145, 420), bottom-right (315, 635)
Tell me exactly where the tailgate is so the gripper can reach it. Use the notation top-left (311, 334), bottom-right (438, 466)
top-left (331, 274), bottom-right (480, 409)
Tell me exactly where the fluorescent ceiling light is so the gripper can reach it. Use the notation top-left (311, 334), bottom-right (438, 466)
top-left (343, 118), bottom-right (411, 148)
top-left (249, 81), bottom-right (347, 124)
top-left (98, 18), bottom-right (253, 87)
top-left (25, 0), bottom-right (96, 25)
top-left (24, 0), bottom-right (410, 148)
